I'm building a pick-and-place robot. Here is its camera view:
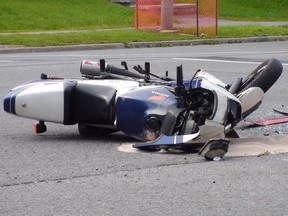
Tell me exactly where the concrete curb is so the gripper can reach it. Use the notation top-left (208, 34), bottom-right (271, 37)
top-left (1, 35), bottom-right (288, 54)
top-left (126, 36), bottom-right (288, 48)
top-left (0, 43), bottom-right (126, 54)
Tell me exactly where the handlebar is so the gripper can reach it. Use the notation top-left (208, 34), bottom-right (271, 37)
top-left (80, 59), bottom-right (175, 82)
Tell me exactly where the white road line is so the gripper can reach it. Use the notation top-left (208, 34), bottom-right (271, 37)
top-left (173, 58), bottom-right (288, 66)
top-left (0, 60), bottom-right (13, 63)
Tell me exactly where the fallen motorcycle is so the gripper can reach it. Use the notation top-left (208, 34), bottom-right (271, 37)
top-left (3, 58), bottom-right (283, 160)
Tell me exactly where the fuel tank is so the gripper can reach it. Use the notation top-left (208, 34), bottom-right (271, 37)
top-left (115, 86), bottom-right (178, 141)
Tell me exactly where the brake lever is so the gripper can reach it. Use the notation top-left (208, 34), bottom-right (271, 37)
top-left (133, 65), bottom-right (146, 74)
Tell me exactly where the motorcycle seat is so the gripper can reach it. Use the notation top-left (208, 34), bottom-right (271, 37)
top-left (63, 81), bottom-right (116, 125)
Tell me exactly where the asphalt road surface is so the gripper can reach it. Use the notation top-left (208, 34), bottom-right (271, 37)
top-left (1, 41), bottom-right (288, 216)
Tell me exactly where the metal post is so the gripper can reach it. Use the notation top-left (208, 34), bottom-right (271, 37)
top-left (160, 0), bottom-right (174, 30)
top-left (216, 0), bottom-right (218, 35)
top-left (196, 0), bottom-right (199, 36)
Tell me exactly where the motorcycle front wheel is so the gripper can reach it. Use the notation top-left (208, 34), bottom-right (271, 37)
top-left (237, 58), bottom-right (283, 94)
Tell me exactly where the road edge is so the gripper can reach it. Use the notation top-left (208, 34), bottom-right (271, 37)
top-left (1, 35), bottom-right (288, 54)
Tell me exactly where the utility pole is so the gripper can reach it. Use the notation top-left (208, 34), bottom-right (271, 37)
top-left (160, 0), bottom-right (174, 30)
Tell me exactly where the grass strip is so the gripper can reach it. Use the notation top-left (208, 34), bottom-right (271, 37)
top-left (0, 26), bottom-right (287, 47)
top-left (219, 0), bottom-right (288, 21)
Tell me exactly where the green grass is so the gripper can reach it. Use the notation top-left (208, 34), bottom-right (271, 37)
top-left (0, 0), bottom-right (287, 47)
top-left (218, 25), bottom-right (288, 38)
top-left (0, 0), bottom-right (134, 32)
top-left (1, 26), bottom-right (287, 47)
top-left (219, 0), bottom-right (288, 21)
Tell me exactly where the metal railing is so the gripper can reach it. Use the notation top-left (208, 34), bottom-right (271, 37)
top-left (135, 0), bottom-right (218, 36)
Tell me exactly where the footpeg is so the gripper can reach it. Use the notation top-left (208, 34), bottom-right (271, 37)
top-left (34, 121), bottom-right (47, 134)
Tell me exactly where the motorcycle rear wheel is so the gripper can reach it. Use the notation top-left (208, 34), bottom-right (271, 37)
top-left (237, 58), bottom-right (282, 94)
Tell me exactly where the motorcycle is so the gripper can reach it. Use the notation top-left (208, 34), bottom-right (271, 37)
top-left (3, 58), bottom-right (283, 160)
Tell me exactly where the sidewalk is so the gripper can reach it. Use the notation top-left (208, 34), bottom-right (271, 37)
top-left (0, 20), bottom-right (287, 54)
top-left (218, 20), bottom-right (288, 26)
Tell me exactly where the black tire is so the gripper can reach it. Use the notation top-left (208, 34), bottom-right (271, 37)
top-left (78, 124), bottom-right (118, 136)
top-left (237, 58), bottom-right (283, 94)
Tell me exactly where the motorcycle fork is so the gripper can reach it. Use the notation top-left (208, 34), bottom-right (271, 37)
top-left (179, 110), bottom-right (201, 135)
